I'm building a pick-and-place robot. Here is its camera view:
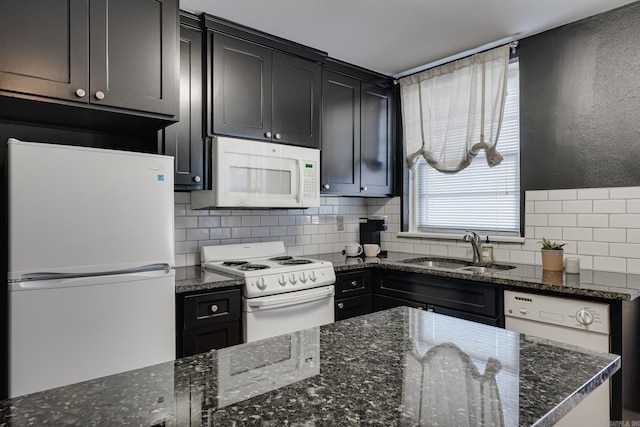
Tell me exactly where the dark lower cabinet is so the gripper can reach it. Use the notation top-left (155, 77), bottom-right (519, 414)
top-left (334, 269), bottom-right (373, 321)
top-left (177, 288), bottom-right (242, 358)
top-left (373, 270), bottom-right (503, 327)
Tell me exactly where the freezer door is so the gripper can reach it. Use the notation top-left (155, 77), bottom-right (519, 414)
top-left (9, 270), bottom-right (176, 398)
top-left (8, 139), bottom-right (174, 279)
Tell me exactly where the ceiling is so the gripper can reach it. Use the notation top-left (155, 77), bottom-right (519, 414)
top-left (180, 0), bottom-right (637, 77)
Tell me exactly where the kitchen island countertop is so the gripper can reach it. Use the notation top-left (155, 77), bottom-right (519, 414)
top-left (0, 307), bottom-right (619, 426)
top-left (175, 251), bottom-right (640, 301)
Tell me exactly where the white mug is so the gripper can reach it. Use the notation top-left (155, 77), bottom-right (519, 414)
top-left (344, 242), bottom-right (363, 257)
top-left (363, 244), bottom-right (381, 257)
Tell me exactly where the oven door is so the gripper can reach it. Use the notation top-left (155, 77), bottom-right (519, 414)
top-left (244, 285), bottom-right (334, 342)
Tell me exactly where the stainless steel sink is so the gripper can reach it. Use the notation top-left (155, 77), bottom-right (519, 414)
top-left (399, 257), bottom-right (516, 274)
top-left (399, 258), bottom-right (471, 269)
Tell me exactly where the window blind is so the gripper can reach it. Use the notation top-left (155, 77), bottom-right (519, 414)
top-left (413, 60), bottom-right (520, 235)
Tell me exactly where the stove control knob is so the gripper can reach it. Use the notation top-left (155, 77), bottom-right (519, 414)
top-left (576, 308), bottom-right (594, 326)
top-left (309, 271), bottom-right (317, 282)
top-left (299, 272), bottom-right (307, 283)
top-left (256, 277), bottom-right (267, 291)
top-left (289, 273), bottom-right (297, 284)
top-left (278, 275), bottom-right (287, 286)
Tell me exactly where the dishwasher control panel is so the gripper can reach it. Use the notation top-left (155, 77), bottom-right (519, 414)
top-left (504, 290), bottom-right (609, 334)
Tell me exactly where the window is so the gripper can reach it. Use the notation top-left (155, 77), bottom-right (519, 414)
top-left (408, 60), bottom-right (520, 237)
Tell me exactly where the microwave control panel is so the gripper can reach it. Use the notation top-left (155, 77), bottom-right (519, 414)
top-left (303, 163), bottom-right (317, 198)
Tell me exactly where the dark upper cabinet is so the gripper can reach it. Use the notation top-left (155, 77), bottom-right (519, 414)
top-left (209, 32), bottom-right (321, 148)
top-left (0, 0), bottom-right (178, 131)
top-left (321, 64), bottom-right (394, 197)
top-left (89, 0), bottom-right (178, 116)
top-left (160, 13), bottom-right (204, 190)
top-left (0, 0), bottom-right (89, 102)
top-left (321, 71), bottom-right (361, 194)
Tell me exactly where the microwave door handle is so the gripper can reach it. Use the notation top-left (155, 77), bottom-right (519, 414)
top-left (296, 159), bottom-right (303, 204)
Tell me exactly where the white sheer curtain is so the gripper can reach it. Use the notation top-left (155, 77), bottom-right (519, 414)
top-left (400, 45), bottom-right (510, 172)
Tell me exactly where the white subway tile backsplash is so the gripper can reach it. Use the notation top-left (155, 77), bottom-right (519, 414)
top-left (548, 189), bottom-right (577, 200)
top-left (526, 190), bottom-right (548, 201)
top-left (610, 214), bottom-right (640, 228)
top-left (577, 214), bottom-right (609, 228)
top-left (593, 228), bottom-right (626, 243)
top-left (610, 243), bottom-right (640, 259)
top-left (577, 188), bottom-right (610, 199)
top-left (534, 201), bottom-right (563, 213)
top-left (562, 200), bottom-right (592, 214)
top-left (577, 241), bottom-right (609, 256)
top-left (175, 188), bottom-right (640, 273)
top-left (548, 214), bottom-right (577, 227)
top-left (593, 256), bottom-right (627, 272)
top-left (563, 228), bottom-right (593, 242)
top-left (610, 186), bottom-right (640, 199)
top-left (593, 199), bottom-right (626, 214)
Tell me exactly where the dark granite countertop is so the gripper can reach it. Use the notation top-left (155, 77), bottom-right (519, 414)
top-left (0, 307), bottom-right (619, 426)
top-left (176, 252), bottom-right (640, 301)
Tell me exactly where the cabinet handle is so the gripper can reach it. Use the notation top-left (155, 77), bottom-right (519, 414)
top-left (95, 91), bottom-right (105, 100)
top-left (193, 176), bottom-right (201, 183)
top-left (361, 186), bottom-right (368, 192)
top-left (75, 88), bottom-right (86, 98)
top-left (210, 304), bottom-right (219, 313)
top-left (337, 302), bottom-right (344, 309)
top-left (264, 131), bottom-right (272, 138)
top-left (322, 184), bottom-right (330, 190)
top-left (274, 133), bottom-right (282, 140)
top-left (351, 280), bottom-right (358, 287)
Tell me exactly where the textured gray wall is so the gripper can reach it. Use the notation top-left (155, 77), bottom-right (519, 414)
top-left (520, 0), bottom-right (640, 191)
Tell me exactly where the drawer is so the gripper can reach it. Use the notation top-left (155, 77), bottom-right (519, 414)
top-left (335, 294), bottom-right (372, 321)
top-left (335, 270), bottom-right (372, 297)
top-left (183, 289), bottom-right (241, 330)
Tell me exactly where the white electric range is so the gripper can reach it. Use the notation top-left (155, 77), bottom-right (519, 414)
top-left (201, 241), bottom-right (336, 342)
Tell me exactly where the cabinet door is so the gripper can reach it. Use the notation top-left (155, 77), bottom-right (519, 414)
top-left (360, 83), bottom-right (393, 196)
top-left (321, 71), bottom-right (361, 194)
top-left (182, 322), bottom-right (241, 357)
top-left (161, 23), bottom-right (204, 190)
top-left (211, 33), bottom-right (272, 140)
top-left (373, 294), bottom-right (427, 311)
top-left (89, 0), bottom-right (178, 116)
top-left (0, 0), bottom-right (89, 102)
top-left (335, 294), bottom-right (372, 321)
top-left (271, 52), bottom-right (321, 148)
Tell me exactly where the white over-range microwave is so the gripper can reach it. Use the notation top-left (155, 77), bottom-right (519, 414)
top-left (191, 136), bottom-right (320, 209)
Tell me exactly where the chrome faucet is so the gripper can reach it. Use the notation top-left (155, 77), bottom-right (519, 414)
top-left (463, 231), bottom-right (482, 264)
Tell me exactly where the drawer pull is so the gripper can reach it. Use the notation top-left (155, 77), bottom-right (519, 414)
top-left (351, 280), bottom-right (358, 287)
top-left (337, 302), bottom-right (344, 309)
top-left (210, 304), bottom-right (219, 313)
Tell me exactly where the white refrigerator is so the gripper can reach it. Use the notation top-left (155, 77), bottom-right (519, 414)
top-left (7, 138), bottom-right (176, 398)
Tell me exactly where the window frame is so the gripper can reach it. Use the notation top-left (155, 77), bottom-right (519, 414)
top-left (400, 57), bottom-right (523, 242)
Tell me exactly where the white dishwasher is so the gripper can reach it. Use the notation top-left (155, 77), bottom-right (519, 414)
top-left (504, 290), bottom-right (611, 427)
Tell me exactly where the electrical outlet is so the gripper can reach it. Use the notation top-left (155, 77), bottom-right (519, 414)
top-left (337, 215), bottom-right (344, 231)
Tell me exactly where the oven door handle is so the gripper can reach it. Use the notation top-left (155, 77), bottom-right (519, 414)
top-left (245, 286), bottom-right (334, 311)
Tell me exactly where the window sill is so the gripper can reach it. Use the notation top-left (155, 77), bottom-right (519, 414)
top-left (397, 231), bottom-right (525, 244)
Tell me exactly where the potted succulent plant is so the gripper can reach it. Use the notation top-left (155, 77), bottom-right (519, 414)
top-left (540, 237), bottom-right (566, 271)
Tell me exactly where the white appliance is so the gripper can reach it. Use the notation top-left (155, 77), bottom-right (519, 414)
top-left (217, 328), bottom-right (320, 407)
top-left (201, 241), bottom-right (335, 342)
top-left (7, 138), bottom-right (176, 398)
top-left (504, 290), bottom-right (610, 427)
top-left (190, 136), bottom-right (320, 209)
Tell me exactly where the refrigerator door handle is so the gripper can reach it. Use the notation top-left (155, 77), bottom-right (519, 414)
top-left (15, 263), bottom-right (172, 283)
